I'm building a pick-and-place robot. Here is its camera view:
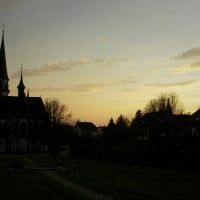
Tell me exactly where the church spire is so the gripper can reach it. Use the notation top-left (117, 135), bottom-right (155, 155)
top-left (17, 66), bottom-right (26, 98)
top-left (0, 26), bottom-right (9, 96)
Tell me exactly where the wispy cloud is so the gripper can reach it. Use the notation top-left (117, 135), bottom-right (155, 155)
top-left (167, 46), bottom-right (200, 74)
top-left (169, 61), bottom-right (200, 74)
top-left (190, 61), bottom-right (200, 69)
top-left (30, 75), bottom-right (138, 94)
top-left (121, 88), bottom-right (139, 93)
top-left (121, 80), bottom-right (198, 94)
top-left (67, 76), bottom-right (137, 93)
top-left (31, 82), bottom-right (109, 94)
top-left (122, 80), bottom-right (198, 93)
top-left (67, 82), bottom-right (110, 93)
top-left (174, 47), bottom-right (200, 60)
top-left (11, 56), bottom-right (133, 79)
top-left (31, 77), bottom-right (195, 93)
top-left (11, 60), bottom-right (83, 78)
top-left (31, 87), bottom-right (66, 93)
top-left (111, 74), bottom-right (138, 86)
top-left (146, 80), bottom-right (197, 88)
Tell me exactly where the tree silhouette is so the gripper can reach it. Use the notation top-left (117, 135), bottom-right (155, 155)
top-left (44, 97), bottom-right (71, 127)
top-left (131, 109), bottom-right (143, 127)
top-left (144, 92), bottom-right (184, 114)
top-left (107, 117), bottom-right (115, 129)
top-left (44, 97), bottom-right (72, 155)
top-left (116, 114), bottom-right (129, 128)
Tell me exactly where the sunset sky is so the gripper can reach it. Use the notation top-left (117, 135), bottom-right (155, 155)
top-left (1, 0), bottom-right (200, 125)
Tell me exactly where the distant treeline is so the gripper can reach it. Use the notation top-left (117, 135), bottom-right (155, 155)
top-left (47, 92), bottom-right (200, 172)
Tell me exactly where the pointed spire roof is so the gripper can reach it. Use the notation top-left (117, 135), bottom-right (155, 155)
top-left (17, 66), bottom-right (26, 97)
top-left (0, 26), bottom-right (9, 80)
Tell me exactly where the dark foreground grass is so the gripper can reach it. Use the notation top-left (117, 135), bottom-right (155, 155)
top-left (27, 155), bottom-right (200, 200)
top-left (2, 155), bottom-right (200, 200)
top-left (57, 159), bottom-right (200, 200)
top-left (0, 171), bottom-right (68, 200)
top-left (0, 155), bottom-right (87, 200)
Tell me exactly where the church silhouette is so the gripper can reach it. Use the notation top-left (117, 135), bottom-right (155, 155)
top-left (0, 29), bottom-right (49, 153)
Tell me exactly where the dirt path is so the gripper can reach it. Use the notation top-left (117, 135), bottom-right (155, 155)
top-left (24, 158), bottom-right (113, 200)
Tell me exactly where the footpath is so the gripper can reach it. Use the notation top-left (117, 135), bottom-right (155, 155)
top-left (24, 158), bottom-right (113, 200)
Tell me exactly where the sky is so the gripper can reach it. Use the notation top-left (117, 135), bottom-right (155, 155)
top-left (1, 0), bottom-right (200, 126)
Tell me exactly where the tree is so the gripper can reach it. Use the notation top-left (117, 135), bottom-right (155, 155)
top-left (116, 114), bottom-right (129, 128)
top-left (107, 117), bottom-right (115, 129)
top-left (131, 109), bottom-right (143, 126)
top-left (144, 92), bottom-right (184, 114)
top-left (44, 98), bottom-right (71, 127)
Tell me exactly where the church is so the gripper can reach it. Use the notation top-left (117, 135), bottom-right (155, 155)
top-left (0, 30), bottom-right (50, 153)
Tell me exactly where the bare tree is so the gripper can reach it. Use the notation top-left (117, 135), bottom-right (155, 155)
top-left (144, 99), bottom-right (158, 113)
top-left (144, 92), bottom-right (184, 114)
top-left (44, 98), bottom-right (71, 127)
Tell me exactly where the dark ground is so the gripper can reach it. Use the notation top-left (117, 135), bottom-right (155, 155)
top-left (0, 154), bottom-right (82, 200)
top-left (1, 154), bottom-right (200, 200)
top-left (0, 170), bottom-right (77, 200)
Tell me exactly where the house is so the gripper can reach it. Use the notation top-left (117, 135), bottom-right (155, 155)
top-left (74, 121), bottom-right (98, 137)
top-left (0, 29), bottom-right (50, 153)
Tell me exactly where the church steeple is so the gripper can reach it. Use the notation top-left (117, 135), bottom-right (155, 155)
top-left (0, 26), bottom-right (9, 96)
top-left (17, 66), bottom-right (26, 98)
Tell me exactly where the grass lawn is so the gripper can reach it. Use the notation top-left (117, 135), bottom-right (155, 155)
top-left (27, 155), bottom-right (200, 200)
top-left (0, 155), bottom-right (86, 200)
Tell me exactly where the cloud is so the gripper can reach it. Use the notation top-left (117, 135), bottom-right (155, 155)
top-left (168, 65), bottom-right (191, 74)
top-left (146, 80), bottom-right (197, 88)
top-left (112, 74), bottom-right (138, 86)
top-left (11, 56), bottom-right (133, 79)
top-left (121, 80), bottom-right (198, 94)
top-left (67, 82), bottom-right (110, 93)
top-left (175, 47), bottom-right (200, 59)
top-left (11, 59), bottom-right (90, 78)
top-left (67, 75), bottom-right (138, 93)
top-left (121, 89), bottom-right (139, 93)
top-left (169, 61), bottom-right (200, 74)
top-left (30, 82), bottom-right (109, 94)
top-left (169, 45), bottom-right (200, 74)
top-left (29, 75), bottom-right (138, 94)
top-left (30, 87), bottom-right (66, 93)
top-left (189, 61), bottom-right (200, 70)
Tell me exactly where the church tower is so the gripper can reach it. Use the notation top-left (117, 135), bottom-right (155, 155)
top-left (0, 28), bottom-right (9, 96)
